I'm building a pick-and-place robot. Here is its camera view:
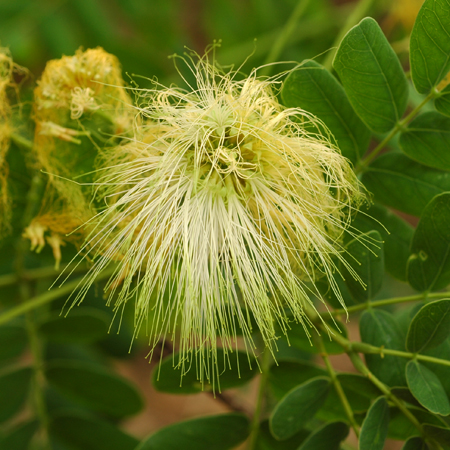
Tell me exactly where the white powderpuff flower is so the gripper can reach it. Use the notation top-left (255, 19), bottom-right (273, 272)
top-left (70, 53), bottom-right (365, 384)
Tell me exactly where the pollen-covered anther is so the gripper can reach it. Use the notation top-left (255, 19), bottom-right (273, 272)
top-left (38, 121), bottom-right (86, 144)
top-left (70, 87), bottom-right (100, 119)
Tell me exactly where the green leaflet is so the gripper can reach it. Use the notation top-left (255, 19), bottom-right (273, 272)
top-left (333, 17), bottom-right (408, 133)
top-left (361, 153), bottom-right (450, 216)
top-left (136, 414), bottom-right (250, 450)
top-left (399, 111), bottom-right (450, 170)
top-left (359, 397), bottom-right (390, 450)
top-left (281, 60), bottom-right (370, 164)
top-left (407, 193), bottom-right (450, 292)
top-left (406, 299), bottom-right (450, 352)
top-left (410, 0), bottom-right (450, 94)
top-left (406, 360), bottom-right (450, 416)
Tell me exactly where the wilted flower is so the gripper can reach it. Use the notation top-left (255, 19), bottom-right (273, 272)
top-left (70, 53), bottom-right (364, 383)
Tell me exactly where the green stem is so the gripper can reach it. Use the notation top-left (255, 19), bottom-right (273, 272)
top-left (0, 267), bottom-right (115, 327)
top-left (317, 336), bottom-right (360, 438)
top-left (328, 290), bottom-right (450, 317)
top-left (322, 0), bottom-right (375, 70)
top-left (10, 132), bottom-right (33, 151)
top-left (356, 91), bottom-right (436, 173)
top-left (247, 349), bottom-right (272, 450)
top-left (260, 0), bottom-right (312, 76)
top-left (347, 351), bottom-right (424, 434)
top-left (330, 332), bottom-right (450, 368)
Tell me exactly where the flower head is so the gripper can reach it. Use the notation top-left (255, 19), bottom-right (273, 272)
top-left (71, 53), bottom-right (364, 384)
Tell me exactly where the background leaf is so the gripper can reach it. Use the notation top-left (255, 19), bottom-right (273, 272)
top-left (0, 367), bottom-right (32, 423)
top-left (49, 412), bottom-right (139, 450)
top-left (351, 203), bottom-right (414, 281)
top-left (359, 396), bottom-right (390, 450)
top-left (281, 60), bottom-right (370, 164)
top-left (0, 325), bottom-right (27, 361)
top-left (0, 420), bottom-right (38, 450)
top-left (136, 414), bottom-right (250, 450)
top-left (407, 193), bottom-right (450, 292)
top-left (45, 360), bottom-right (143, 418)
top-left (153, 348), bottom-right (257, 394)
top-left (399, 112), bottom-right (450, 170)
top-left (406, 299), bottom-right (450, 352)
top-left (362, 153), bottom-right (450, 216)
top-left (341, 230), bottom-right (384, 302)
top-left (269, 377), bottom-right (330, 440)
top-left (401, 437), bottom-right (429, 450)
top-left (333, 17), bottom-right (408, 133)
top-left (406, 360), bottom-right (450, 415)
top-left (410, 0), bottom-right (450, 94)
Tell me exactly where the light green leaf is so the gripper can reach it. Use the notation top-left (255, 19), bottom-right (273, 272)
top-left (38, 308), bottom-right (110, 344)
top-left (362, 153), bottom-right (450, 216)
top-left (136, 414), bottom-right (250, 450)
top-left (50, 412), bottom-right (138, 450)
top-left (269, 377), bottom-right (330, 440)
top-left (0, 367), bottom-right (32, 423)
top-left (341, 230), bottom-right (384, 302)
top-left (360, 309), bottom-right (407, 386)
top-left (297, 421), bottom-right (349, 450)
top-left (410, 0), bottom-right (450, 94)
top-left (359, 396), bottom-right (390, 450)
top-left (0, 325), bottom-right (27, 361)
top-left (333, 17), bottom-right (408, 133)
top-left (407, 299), bottom-right (450, 352)
top-left (351, 203), bottom-right (414, 281)
top-left (407, 193), bottom-right (450, 292)
top-left (45, 360), bottom-right (143, 418)
top-left (399, 111), bottom-right (450, 170)
top-left (406, 360), bottom-right (450, 415)
top-left (402, 437), bottom-right (429, 450)
top-left (281, 60), bottom-right (370, 164)
top-left (153, 348), bottom-right (257, 394)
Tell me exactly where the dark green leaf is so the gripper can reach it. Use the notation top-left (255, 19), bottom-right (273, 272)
top-left (333, 17), bottom-right (408, 133)
top-left (0, 420), bottom-right (38, 450)
top-left (153, 348), bottom-right (257, 394)
top-left (351, 203), bottom-right (413, 281)
top-left (402, 437), bottom-right (429, 450)
top-left (391, 387), bottom-right (422, 408)
top-left (399, 112), bottom-right (450, 170)
top-left (268, 360), bottom-right (326, 400)
top-left (297, 421), bottom-right (349, 450)
top-left (436, 85), bottom-right (450, 116)
top-left (421, 336), bottom-right (450, 398)
top-left (38, 308), bottom-right (110, 344)
top-left (0, 367), bottom-right (32, 423)
top-left (45, 360), bottom-right (143, 418)
top-left (50, 412), bottom-right (138, 450)
top-left (136, 414), bottom-right (250, 450)
top-left (281, 60), bottom-right (370, 164)
top-left (388, 406), bottom-right (445, 440)
top-left (256, 420), bottom-right (309, 450)
top-left (0, 325), bottom-right (27, 361)
top-left (407, 299), bottom-right (450, 352)
top-left (360, 309), bottom-right (407, 386)
top-left (341, 230), bottom-right (384, 301)
top-left (410, 0), bottom-right (450, 94)
top-left (359, 396), bottom-right (390, 450)
top-left (269, 377), bottom-right (330, 440)
top-left (316, 269), bottom-right (357, 310)
top-left (362, 153), bottom-right (450, 216)
top-left (406, 360), bottom-right (450, 415)
top-left (423, 424), bottom-right (450, 448)
top-left (407, 193), bottom-right (450, 292)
